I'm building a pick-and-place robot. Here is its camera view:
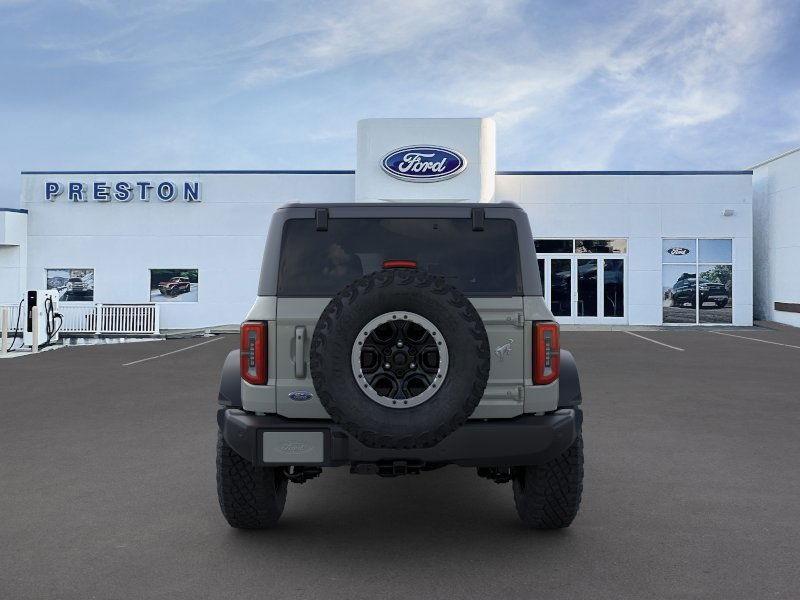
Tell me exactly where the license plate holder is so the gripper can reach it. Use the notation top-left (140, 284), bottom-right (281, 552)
top-left (262, 431), bottom-right (324, 464)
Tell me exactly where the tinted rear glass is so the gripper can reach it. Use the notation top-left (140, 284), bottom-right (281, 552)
top-left (277, 218), bottom-right (522, 296)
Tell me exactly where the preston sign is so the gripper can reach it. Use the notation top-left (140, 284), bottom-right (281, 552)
top-left (381, 145), bottom-right (467, 182)
top-left (44, 180), bottom-right (201, 202)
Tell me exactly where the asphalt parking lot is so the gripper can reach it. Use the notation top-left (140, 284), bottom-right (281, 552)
top-left (2, 326), bottom-right (799, 599)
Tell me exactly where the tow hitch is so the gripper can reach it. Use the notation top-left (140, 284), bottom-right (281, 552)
top-left (284, 466), bottom-right (322, 484)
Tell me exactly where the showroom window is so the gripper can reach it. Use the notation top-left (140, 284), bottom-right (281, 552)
top-left (662, 239), bottom-right (732, 324)
top-left (46, 268), bottom-right (94, 302)
top-left (535, 238), bottom-right (627, 322)
top-left (534, 239), bottom-right (573, 254)
top-left (575, 239), bottom-right (627, 254)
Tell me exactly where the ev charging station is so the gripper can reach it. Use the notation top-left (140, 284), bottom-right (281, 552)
top-left (23, 289), bottom-right (62, 349)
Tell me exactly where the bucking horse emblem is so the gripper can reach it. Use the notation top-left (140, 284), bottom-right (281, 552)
top-left (494, 338), bottom-right (514, 361)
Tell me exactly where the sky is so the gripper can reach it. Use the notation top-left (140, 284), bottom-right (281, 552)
top-left (1, 0), bottom-right (799, 208)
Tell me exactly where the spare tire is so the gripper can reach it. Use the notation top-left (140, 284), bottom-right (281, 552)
top-left (310, 268), bottom-right (490, 449)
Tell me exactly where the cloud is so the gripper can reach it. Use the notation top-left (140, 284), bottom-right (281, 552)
top-left (440, 1), bottom-right (782, 124)
top-left (427, 0), bottom-right (790, 168)
top-left (0, 0), bottom-right (796, 197)
top-left (603, 0), bottom-right (781, 126)
top-left (238, 0), bottom-right (520, 88)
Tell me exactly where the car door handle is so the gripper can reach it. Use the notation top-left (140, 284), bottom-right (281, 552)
top-left (294, 326), bottom-right (306, 379)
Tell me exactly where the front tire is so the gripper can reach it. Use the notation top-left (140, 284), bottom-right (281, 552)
top-left (216, 431), bottom-right (288, 529)
top-left (512, 434), bottom-right (584, 529)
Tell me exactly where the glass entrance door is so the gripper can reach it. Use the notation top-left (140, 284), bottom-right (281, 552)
top-left (539, 255), bottom-right (626, 323)
top-left (576, 258), bottom-right (598, 318)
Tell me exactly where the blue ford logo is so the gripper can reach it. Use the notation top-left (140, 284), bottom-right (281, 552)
top-left (288, 390), bottom-right (313, 402)
top-left (382, 145), bottom-right (467, 182)
top-left (667, 247), bottom-right (691, 256)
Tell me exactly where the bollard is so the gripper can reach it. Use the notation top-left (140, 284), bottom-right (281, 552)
top-left (31, 306), bottom-right (38, 354)
top-left (1, 307), bottom-right (7, 353)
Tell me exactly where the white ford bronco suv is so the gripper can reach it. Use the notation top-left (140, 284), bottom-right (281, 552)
top-left (216, 202), bottom-right (583, 529)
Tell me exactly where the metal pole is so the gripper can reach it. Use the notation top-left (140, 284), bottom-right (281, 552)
top-left (32, 306), bottom-right (39, 354)
top-left (1, 307), bottom-right (8, 353)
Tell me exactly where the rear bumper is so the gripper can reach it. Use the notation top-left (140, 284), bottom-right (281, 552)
top-left (217, 408), bottom-right (580, 468)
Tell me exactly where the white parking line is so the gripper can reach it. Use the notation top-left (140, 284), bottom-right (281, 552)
top-left (710, 331), bottom-right (800, 349)
top-left (623, 331), bottom-right (685, 351)
top-left (123, 337), bottom-right (221, 366)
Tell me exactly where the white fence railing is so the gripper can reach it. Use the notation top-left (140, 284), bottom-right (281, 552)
top-left (0, 302), bottom-right (160, 336)
top-left (59, 303), bottom-right (97, 333)
top-left (1, 302), bottom-right (22, 332)
top-left (97, 304), bottom-right (160, 334)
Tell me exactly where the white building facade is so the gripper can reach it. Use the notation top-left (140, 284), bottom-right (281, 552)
top-left (2, 118), bottom-right (755, 331)
top-left (752, 147), bottom-right (800, 328)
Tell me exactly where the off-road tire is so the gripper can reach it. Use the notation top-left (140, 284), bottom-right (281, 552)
top-left (512, 434), bottom-right (584, 529)
top-left (216, 431), bottom-right (288, 529)
top-left (310, 268), bottom-right (490, 450)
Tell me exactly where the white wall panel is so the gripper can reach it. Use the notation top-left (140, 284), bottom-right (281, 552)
top-left (628, 304), bottom-right (662, 325)
top-left (20, 169), bottom-right (754, 329)
top-left (0, 211), bottom-right (27, 304)
top-left (519, 175), bottom-right (626, 205)
top-left (494, 175), bottom-right (521, 203)
top-left (625, 205), bottom-right (661, 237)
top-left (22, 173), bottom-right (354, 329)
top-left (752, 150), bottom-right (800, 326)
top-left (660, 204), bottom-right (752, 238)
top-left (627, 237), bottom-right (661, 272)
top-left (627, 269), bottom-right (661, 307)
top-left (518, 173), bottom-right (751, 325)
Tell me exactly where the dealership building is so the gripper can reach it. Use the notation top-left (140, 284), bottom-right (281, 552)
top-left (1, 118), bottom-right (798, 333)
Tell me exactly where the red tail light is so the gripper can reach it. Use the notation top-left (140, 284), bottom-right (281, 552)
top-left (533, 322), bottom-right (560, 385)
top-left (240, 321), bottom-right (267, 385)
top-left (382, 259), bottom-right (417, 269)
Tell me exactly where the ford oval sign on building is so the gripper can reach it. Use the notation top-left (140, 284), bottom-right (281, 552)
top-left (381, 145), bottom-right (467, 182)
top-left (667, 247), bottom-right (691, 256)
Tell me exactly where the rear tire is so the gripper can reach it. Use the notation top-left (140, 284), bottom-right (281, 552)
top-left (216, 431), bottom-right (288, 529)
top-left (512, 434), bottom-right (584, 529)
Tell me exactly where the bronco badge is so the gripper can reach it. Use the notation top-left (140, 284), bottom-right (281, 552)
top-left (494, 338), bottom-right (514, 361)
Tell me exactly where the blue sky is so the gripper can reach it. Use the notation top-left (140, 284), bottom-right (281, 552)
top-left (1, 0), bottom-right (799, 208)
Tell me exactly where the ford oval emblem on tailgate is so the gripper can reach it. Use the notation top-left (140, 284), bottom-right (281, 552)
top-left (288, 390), bottom-right (313, 402)
top-left (279, 442), bottom-right (313, 455)
top-left (381, 145), bottom-right (467, 182)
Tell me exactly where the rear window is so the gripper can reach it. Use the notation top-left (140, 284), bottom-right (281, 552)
top-left (277, 218), bottom-right (522, 297)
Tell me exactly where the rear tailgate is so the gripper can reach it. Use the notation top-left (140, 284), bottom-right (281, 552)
top-left (274, 296), bottom-right (526, 419)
